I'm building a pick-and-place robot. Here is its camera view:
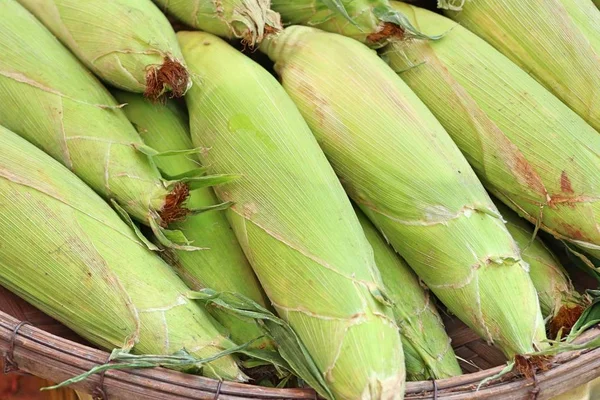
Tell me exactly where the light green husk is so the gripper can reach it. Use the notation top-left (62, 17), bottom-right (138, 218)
top-left (179, 31), bottom-right (405, 400)
top-left (153, 0), bottom-right (282, 46)
top-left (270, 0), bottom-right (434, 47)
top-left (382, 2), bottom-right (600, 261)
top-left (261, 25), bottom-right (546, 359)
top-left (494, 201), bottom-right (582, 321)
top-left (355, 207), bottom-right (461, 381)
top-left (445, 0), bottom-right (600, 133)
top-left (0, 0), bottom-right (200, 247)
top-left (17, 0), bottom-right (191, 99)
top-left (112, 90), bottom-right (273, 351)
top-left (0, 124), bottom-right (243, 382)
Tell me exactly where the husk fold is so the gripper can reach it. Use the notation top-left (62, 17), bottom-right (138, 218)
top-left (355, 207), bottom-right (461, 381)
top-left (17, 0), bottom-right (190, 100)
top-left (383, 2), bottom-right (600, 262)
top-left (113, 90), bottom-right (273, 351)
top-left (261, 25), bottom-right (546, 359)
top-left (445, 0), bottom-right (600, 133)
top-left (179, 30), bottom-right (405, 400)
top-left (0, 0), bottom-right (194, 246)
top-left (153, 0), bottom-right (282, 46)
top-left (0, 125), bottom-right (243, 382)
top-left (270, 0), bottom-right (434, 47)
top-left (494, 202), bottom-right (584, 332)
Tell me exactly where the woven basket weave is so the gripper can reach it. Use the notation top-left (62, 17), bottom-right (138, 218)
top-left (1, 285), bottom-right (600, 400)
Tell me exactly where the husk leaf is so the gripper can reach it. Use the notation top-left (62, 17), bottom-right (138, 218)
top-left (17, 0), bottom-right (190, 99)
top-left (153, 0), bottom-right (282, 46)
top-left (0, 125), bottom-right (243, 382)
top-left (113, 90), bottom-right (274, 352)
top-left (270, 0), bottom-right (436, 48)
top-left (0, 0), bottom-right (196, 246)
top-left (261, 25), bottom-right (546, 359)
top-left (383, 2), bottom-right (600, 262)
top-left (355, 207), bottom-right (461, 380)
top-left (180, 30), bottom-right (405, 400)
top-left (494, 201), bottom-right (584, 328)
top-left (445, 0), bottom-right (600, 133)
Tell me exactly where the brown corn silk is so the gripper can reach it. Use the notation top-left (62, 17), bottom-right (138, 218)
top-left (355, 207), bottom-right (461, 380)
top-left (261, 25), bottom-right (546, 359)
top-left (0, 0), bottom-right (184, 236)
top-left (494, 202), bottom-right (582, 327)
top-left (112, 90), bottom-right (272, 350)
top-left (153, 0), bottom-right (282, 46)
top-left (383, 2), bottom-right (600, 261)
top-left (445, 0), bottom-right (600, 133)
top-left (179, 31), bottom-right (405, 400)
top-left (17, 0), bottom-right (190, 100)
top-left (0, 125), bottom-right (243, 381)
top-left (270, 0), bottom-right (424, 47)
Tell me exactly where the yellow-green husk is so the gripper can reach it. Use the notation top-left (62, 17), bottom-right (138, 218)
top-left (113, 90), bottom-right (272, 350)
top-left (180, 30), bottom-right (405, 400)
top-left (383, 2), bottom-right (600, 261)
top-left (153, 0), bottom-right (282, 45)
top-left (494, 202), bottom-right (581, 321)
top-left (445, 0), bottom-right (600, 133)
top-left (0, 124), bottom-right (243, 381)
top-left (17, 0), bottom-right (190, 98)
top-left (0, 0), bottom-right (181, 235)
top-left (270, 0), bottom-right (425, 47)
top-left (261, 25), bottom-right (546, 359)
top-left (356, 207), bottom-right (461, 381)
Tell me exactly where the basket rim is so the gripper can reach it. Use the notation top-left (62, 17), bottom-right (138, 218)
top-left (1, 309), bottom-right (599, 400)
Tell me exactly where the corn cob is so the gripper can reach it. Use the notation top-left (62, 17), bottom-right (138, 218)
top-left (113, 90), bottom-right (272, 350)
top-left (494, 202), bottom-right (584, 330)
top-left (153, 0), bottom-right (282, 46)
top-left (270, 0), bottom-right (431, 47)
top-left (0, 0), bottom-right (198, 247)
top-left (17, 0), bottom-right (190, 100)
top-left (0, 124), bottom-right (243, 381)
top-left (444, 0), bottom-right (600, 133)
top-left (261, 25), bottom-right (546, 359)
top-left (179, 31), bottom-right (404, 400)
top-left (383, 2), bottom-right (600, 261)
top-left (355, 207), bottom-right (461, 380)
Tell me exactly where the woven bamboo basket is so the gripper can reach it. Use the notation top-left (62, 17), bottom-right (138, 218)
top-left (2, 274), bottom-right (600, 400)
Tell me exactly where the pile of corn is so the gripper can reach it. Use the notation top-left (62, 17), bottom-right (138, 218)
top-left (0, 0), bottom-right (599, 398)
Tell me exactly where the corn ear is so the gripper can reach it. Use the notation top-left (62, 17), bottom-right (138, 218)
top-left (494, 202), bottom-right (584, 329)
top-left (445, 0), bottom-right (600, 133)
top-left (0, 124), bottom-right (244, 382)
top-left (179, 31), bottom-right (405, 400)
top-left (17, 0), bottom-right (190, 101)
top-left (355, 207), bottom-right (461, 381)
top-left (270, 0), bottom-right (434, 47)
top-left (0, 0), bottom-right (197, 246)
top-left (383, 2), bottom-right (600, 261)
top-left (153, 0), bottom-right (282, 46)
top-left (261, 25), bottom-right (546, 359)
top-left (113, 90), bottom-right (273, 351)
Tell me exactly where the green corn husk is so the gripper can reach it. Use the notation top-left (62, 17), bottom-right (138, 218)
top-left (17, 0), bottom-right (190, 100)
top-left (595, 0), bottom-right (600, 8)
top-left (383, 2), bottom-right (600, 261)
top-left (355, 207), bottom-right (461, 381)
top-left (112, 90), bottom-right (273, 350)
top-left (0, 124), bottom-right (243, 382)
top-left (494, 201), bottom-right (584, 326)
top-left (444, 0), bottom-right (600, 133)
top-left (153, 0), bottom-right (282, 46)
top-left (270, 0), bottom-right (432, 47)
top-left (0, 0), bottom-right (199, 247)
top-left (261, 25), bottom-right (546, 359)
top-left (179, 31), bottom-right (405, 400)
